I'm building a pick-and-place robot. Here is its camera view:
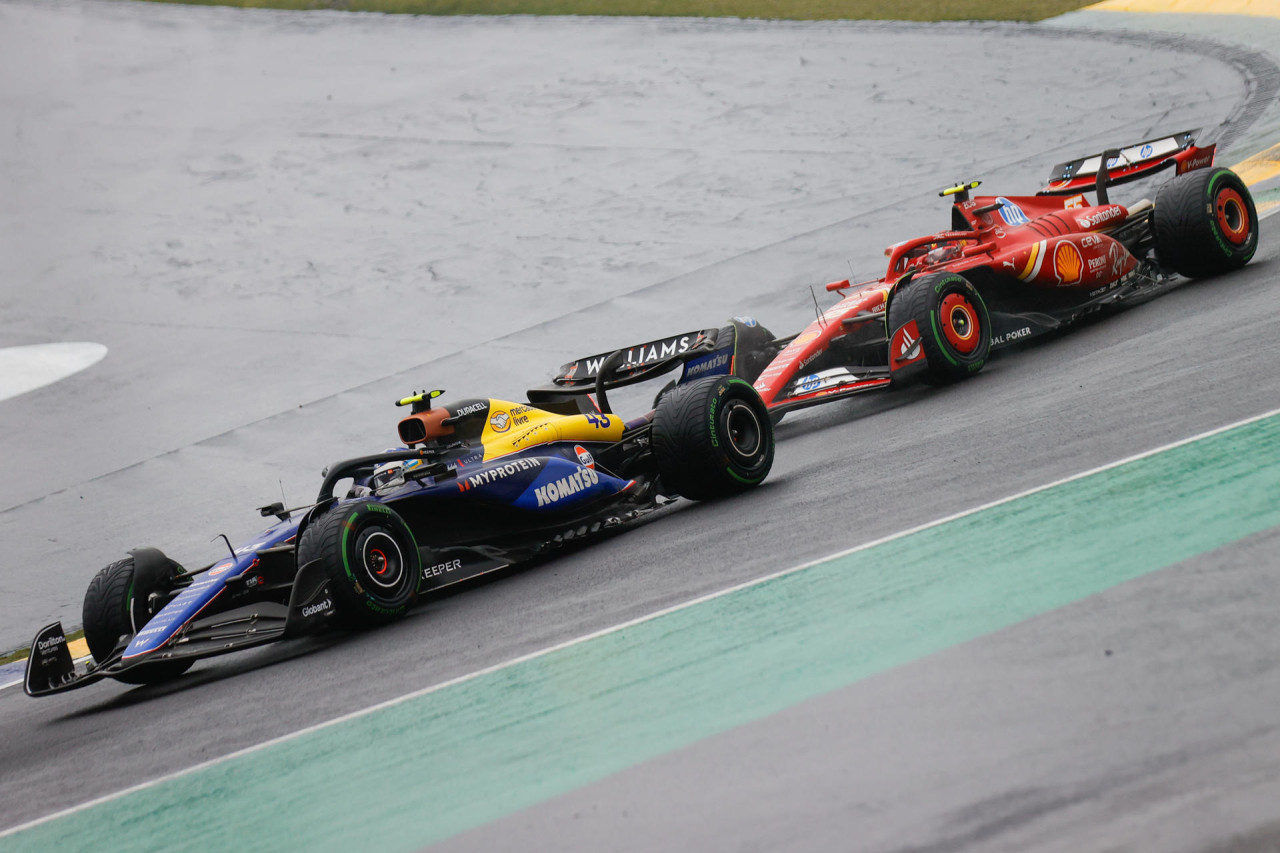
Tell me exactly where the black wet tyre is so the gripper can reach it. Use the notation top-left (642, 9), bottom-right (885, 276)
top-left (888, 271), bottom-right (990, 385)
top-left (728, 317), bottom-right (778, 384)
top-left (297, 501), bottom-right (420, 629)
top-left (652, 375), bottom-right (774, 500)
top-left (1154, 166), bottom-right (1258, 278)
top-left (82, 552), bottom-right (194, 685)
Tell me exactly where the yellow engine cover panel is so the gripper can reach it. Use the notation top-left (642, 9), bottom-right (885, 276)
top-left (480, 401), bottom-right (625, 460)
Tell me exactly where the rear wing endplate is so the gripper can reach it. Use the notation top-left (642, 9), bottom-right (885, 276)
top-left (1039, 129), bottom-right (1213, 195)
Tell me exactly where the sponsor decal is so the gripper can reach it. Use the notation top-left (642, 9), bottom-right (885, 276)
top-left (684, 350), bottom-right (731, 380)
top-left (1089, 280), bottom-right (1123, 298)
top-left (489, 412), bottom-right (511, 433)
top-left (789, 368), bottom-right (861, 397)
top-left (574, 445), bottom-right (595, 469)
top-left (1054, 242), bottom-right (1083, 285)
top-left (733, 316), bottom-right (758, 327)
top-left (797, 348), bottom-right (824, 370)
top-left (1065, 194), bottom-right (1087, 209)
top-left (898, 327), bottom-right (919, 360)
top-left (244, 575), bottom-right (264, 589)
top-left (136, 625), bottom-right (168, 638)
top-left (585, 335), bottom-right (696, 375)
top-left (209, 561), bottom-right (234, 578)
top-left (453, 401), bottom-right (487, 418)
top-left (1139, 143), bottom-right (1154, 159)
top-left (1109, 241), bottom-right (1128, 277)
top-left (1080, 234), bottom-right (1102, 249)
top-left (1075, 206), bottom-right (1124, 229)
top-left (302, 598), bottom-right (333, 618)
top-left (792, 329), bottom-right (820, 347)
top-left (36, 634), bottom-right (66, 653)
top-left (1177, 151), bottom-right (1214, 174)
top-left (423, 558), bottom-right (463, 579)
top-left (991, 326), bottom-right (1032, 346)
top-left (534, 466), bottom-right (601, 507)
top-left (457, 457), bottom-right (542, 492)
top-left (997, 198), bottom-right (1030, 227)
top-left (1087, 256), bottom-right (1107, 273)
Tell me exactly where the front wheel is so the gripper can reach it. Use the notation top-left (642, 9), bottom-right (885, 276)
top-left (652, 375), bottom-right (774, 500)
top-left (297, 501), bottom-right (421, 629)
top-left (1154, 166), bottom-right (1258, 278)
top-left (82, 550), bottom-right (194, 685)
top-left (887, 271), bottom-right (991, 385)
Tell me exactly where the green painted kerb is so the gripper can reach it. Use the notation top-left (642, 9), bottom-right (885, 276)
top-left (10, 413), bottom-right (1280, 851)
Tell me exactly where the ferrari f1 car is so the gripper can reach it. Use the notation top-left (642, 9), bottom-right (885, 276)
top-left (24, 358), bottom-right (773, 696)
top-left (564, 130), bottom-right (1256, 421)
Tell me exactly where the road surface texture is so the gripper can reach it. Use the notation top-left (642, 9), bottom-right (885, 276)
top-left (1, 1), bottom-right (1278, 850)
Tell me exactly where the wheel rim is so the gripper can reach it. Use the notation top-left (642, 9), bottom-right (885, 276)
top-left (722, 399), bottom-right (763, 461)
top-left (939, 293), bottom-right (981, 354)
top-left (1215, 187), bottom-right (1251, 246)
top-left (356, 528), bottom-right (406, 592)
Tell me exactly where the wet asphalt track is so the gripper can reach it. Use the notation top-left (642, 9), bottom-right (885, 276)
top-left (2, 1), bottom-right (1280, 849)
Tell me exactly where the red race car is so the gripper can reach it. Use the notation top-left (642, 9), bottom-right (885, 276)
top-left (739, 129), bottom-right (1258, 419)
top-left (542, 130), bottom-right (1257, 424)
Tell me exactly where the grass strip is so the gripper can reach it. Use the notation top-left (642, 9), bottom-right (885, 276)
top-left (131, 0), bottom-right (1093, 23)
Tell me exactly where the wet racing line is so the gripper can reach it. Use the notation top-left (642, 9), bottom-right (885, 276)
top-left (5, 404), bottom-right (1280, 848)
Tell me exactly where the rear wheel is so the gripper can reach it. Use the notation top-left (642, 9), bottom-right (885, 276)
top-left (888, 271), bottom-right (991, 385)
top-left (82, 550), bottom-right (194, 685)
top-left (652, 375), bottom-right (774, 500)
top-left (297, 501), bottom-right (420, 629)
top-left (1154, 166), bottom-right (1258, 278)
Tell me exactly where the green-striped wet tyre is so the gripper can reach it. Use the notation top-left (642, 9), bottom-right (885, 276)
top-left (888, 270), bottom-right (991, 385)
top-left (298, 501), bottom-right (420, 629)
top-left (82, 549), bottom-right (194, 685)
top-left (652, 375), bottom-right (774, 501)
top-left (1154, 166), bottom-right (1258, 278)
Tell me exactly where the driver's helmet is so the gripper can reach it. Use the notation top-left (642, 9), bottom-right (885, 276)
top-left (372, 460), bottom-right (405, 491)
top-left (371, 457), bottom-right (422, 491)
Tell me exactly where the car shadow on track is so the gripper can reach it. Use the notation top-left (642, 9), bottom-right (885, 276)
top-left (54, 633), bottom-right (350, 717)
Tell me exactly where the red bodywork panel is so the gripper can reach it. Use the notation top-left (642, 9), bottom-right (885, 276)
top-left (751, 129), bottom-right (1216, 413)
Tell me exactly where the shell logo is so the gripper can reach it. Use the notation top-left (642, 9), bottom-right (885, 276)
top-left (1054, 242), bottom-right (1083, 285)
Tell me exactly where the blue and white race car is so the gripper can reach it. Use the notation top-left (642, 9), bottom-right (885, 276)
top-left (25, 345), bottom-right (773, 697)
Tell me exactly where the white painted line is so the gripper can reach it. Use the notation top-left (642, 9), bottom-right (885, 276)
top-left (6, 402), bottom-right (1280, 840)
top-left (0, 343), bottom-right (108, 403)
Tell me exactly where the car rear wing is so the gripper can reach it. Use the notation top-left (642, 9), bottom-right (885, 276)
top-left (529, 327), bottom-right (723, 400)
top-left (1039, 129), bottom-right (1214, 196)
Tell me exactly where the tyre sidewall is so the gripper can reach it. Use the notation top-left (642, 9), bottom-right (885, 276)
top-left (899, 272), bottom-right (990, 384)
top-left (308, 501), bottom-right (421, 627)
top-left (1200, 168), bottom-right (1257, 268)
top-left (653, 375), bottom-right (774, 500)
top-left (82, 554), bottom-right (194, 683)
top-left (1155, 167), bottom-right (1258, 277)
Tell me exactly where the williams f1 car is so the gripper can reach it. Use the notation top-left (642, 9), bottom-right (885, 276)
top-left (592, 130), bottom-right (1257, 421)
top-left (25, 356), bottom-right (773, 696)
